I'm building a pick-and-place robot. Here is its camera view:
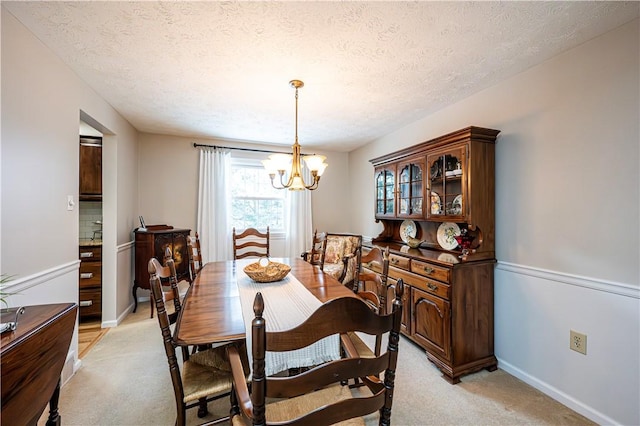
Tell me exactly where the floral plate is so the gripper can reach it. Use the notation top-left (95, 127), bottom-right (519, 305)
top-left (437, 222), bottom-right (461, 250)
top-left (399, 220), bottom-right (417, 243)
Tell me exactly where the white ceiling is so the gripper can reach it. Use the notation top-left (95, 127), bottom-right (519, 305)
top-left (4, 1), bottom-right (639, 152)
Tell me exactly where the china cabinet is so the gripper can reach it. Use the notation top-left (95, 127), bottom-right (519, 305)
top-left (367, 126), bottom-right (499, 383)
top-left (374, 164), bottom-right (396, 218)
top-left (396, 156), bottom-right (426, 218)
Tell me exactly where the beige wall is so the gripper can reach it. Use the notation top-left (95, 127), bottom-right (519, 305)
top-left (1, 7), bottom-right (141, 376)
top-left (350, 19), bottom-right (639, 284)
top-left (137, 133), bottom-right (351, 252)
top-left (348, 19), bottom-right (639, 425)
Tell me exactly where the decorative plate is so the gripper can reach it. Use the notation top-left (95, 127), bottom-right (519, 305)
top-left (430, 192), bottom-right (441, 215)
top-left (399, 220), bottom-right (417, 243)
top-left (451, 194), bottom-right (463, 215)
top-left (437, 222), bottom-right (461, 250)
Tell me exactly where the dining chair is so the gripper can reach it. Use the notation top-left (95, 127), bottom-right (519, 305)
top-left (227, 282), bottom-right (404, 426)
top-left (232, 227), bottom-right (270, 259)
top-left (300, 229), bottom-right (326, 267)
top-left (357, 246), bottom-right (391, 312)
top-left (148, 258), bottom-right (244, 425)
top-left (187, 232), bottom-right (203, 280)
top-left (145, 247), bottom-right (183, 319)
top-left (349, 246), bottom-right (391, 358)
top-left (320, 233), bottom-right (363, 291)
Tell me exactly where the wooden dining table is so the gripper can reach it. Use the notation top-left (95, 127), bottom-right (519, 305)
top-left (173, 257), bottom-right (357, 347)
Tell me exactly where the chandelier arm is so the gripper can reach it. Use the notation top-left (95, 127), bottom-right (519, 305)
top-left (268, 174), bottom-right (285, 190)
top-left (304, 175), bottom-right (320, 190)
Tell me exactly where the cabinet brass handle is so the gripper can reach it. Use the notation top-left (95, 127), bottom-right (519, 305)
top-left (423, 266), bottom-right (434, 274)
top-left (427, 283), bottom-right (438, 292)
top-left (80, 273), bottom-right (93, 279)
top-left (391, 258), bottom-right (398, 264)
top-left (80, 300), bottom-right (93, 307)
top-left (80, 252), bottom-right (94, 258)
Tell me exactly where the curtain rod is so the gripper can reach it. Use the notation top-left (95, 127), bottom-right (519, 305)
top-left (193, 142), bottom-right (316, 156)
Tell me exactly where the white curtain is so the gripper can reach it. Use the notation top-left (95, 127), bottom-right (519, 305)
top-left (197, 147), bottom-right (232, 261)
top-left (284, 163), bottom-right (314, 258)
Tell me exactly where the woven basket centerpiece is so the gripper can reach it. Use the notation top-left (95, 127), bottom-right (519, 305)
top-left (243, 260), bottom-right (291, 283)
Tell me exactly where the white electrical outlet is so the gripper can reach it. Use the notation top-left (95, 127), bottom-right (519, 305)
top-left (570, 330), bottom-right (587, 355)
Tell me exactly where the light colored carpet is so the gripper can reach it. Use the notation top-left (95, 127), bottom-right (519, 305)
top-left (40, 300), bottom-right (594, 426)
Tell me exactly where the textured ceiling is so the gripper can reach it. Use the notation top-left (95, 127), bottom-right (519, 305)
top-left (4, 1), bottom-right (639, 152)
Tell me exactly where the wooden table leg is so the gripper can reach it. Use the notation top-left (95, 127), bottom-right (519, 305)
top-left (45, 378), bottom-right (61, 426)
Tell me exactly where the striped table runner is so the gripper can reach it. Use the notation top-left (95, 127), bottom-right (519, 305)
top-left (237, 270), bottom-right (340, 376)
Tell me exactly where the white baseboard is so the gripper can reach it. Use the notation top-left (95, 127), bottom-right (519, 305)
top-left (497, 358), bottom-right (619, 426)
top-left (102, 302), bottom-right (135, 328)
top-left (61, 350), bottom-right (79, 386)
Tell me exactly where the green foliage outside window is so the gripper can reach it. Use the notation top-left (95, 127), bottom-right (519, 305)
top-left (230, 164), bottom-right (285, 231)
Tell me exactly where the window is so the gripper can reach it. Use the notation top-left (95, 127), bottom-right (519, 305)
top-left (230, 159), bottom-right (285, 232)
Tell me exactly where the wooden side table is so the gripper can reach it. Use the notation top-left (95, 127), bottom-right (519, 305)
top-left (133, 225), bottom-right (191, 317)
top-left (1, 303), bottom-right (77, 425)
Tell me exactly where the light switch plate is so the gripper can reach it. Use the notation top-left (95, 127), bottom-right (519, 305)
top-left (67, 195), bottom-right (75, 211)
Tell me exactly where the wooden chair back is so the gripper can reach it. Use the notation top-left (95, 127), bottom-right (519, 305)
top-left (301, 229), bottom-right (327, 266)
top-left (320, 233), bottom-right (363, 290)
top-left (232, 227), bottom-right (270, 259)
top-left (146, 247), bottom-right (183, 320)
top-left (148, 258), bottom-right (190, 425)
top-left (228, 281), bottom-right (404, 425)
top-left (358, 246), bottom-right (391, 313)
top-left (187, 232), bottom-right (203, 279)
top-left (356, 246), bottom-right (391, 357)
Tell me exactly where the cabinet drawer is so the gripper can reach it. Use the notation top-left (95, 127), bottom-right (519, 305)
top-left (412, 278), bottom-right (450, 300)
top-left (79, 288), bottom-right (102, 318)
top-left (79, 246), bottom-right (102, 261)
top-left (389, 266), bottom-right (450, 300)
top-left (79, 263), bottom-right (101, 288)
top-left (410, 259), bottom-right (450, 283)
top-left (388, 254), bottom-right (410, 270)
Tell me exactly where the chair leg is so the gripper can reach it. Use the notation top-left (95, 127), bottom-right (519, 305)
top-left (230, 384), bottom-right (240, 419)
top-left (197, 397), bottom-right (208, 418)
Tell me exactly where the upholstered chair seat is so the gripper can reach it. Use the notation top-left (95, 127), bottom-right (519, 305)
top-left (321, 234), bottom-right (362, 290)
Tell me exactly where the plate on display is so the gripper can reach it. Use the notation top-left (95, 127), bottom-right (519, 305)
top-left (451, 194), bottom-right (463, 215)
top-left (399, 220), bottom-right (417, 243)
top-left (430, 192), bottom-right (441, 215)
top-left (437, 222), bottom-right (461, 250)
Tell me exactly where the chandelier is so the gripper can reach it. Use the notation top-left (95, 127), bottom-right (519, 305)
top-left (261, 80), bottom-right (328, 190)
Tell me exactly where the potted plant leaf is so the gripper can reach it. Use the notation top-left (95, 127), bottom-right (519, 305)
top-left (0, 274), bottom-right (24, 333)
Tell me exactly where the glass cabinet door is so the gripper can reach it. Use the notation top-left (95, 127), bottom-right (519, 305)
top-left (397, 158), bottom-right (425, 218)
top-left (375, 166), bottom-right (396, 218)
top-left (427, 146), bottom-right (467, 220)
